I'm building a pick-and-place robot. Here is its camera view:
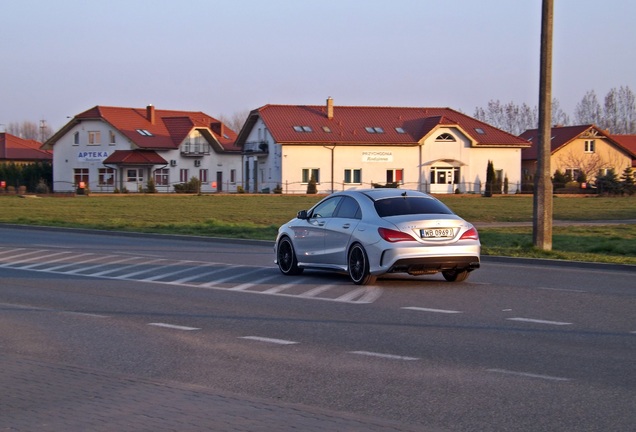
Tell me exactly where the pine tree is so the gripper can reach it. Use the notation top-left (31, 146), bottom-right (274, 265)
top-left (484, 160), bottom-right (495, 197)
top-left (620, 166), bottom-right (635, 196)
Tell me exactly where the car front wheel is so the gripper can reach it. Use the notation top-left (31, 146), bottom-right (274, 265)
top-left (348, 243), bottom-right (376, 285)
top-left (442, 269), bottom-right (470, 282)
top-left (277, 237), bottom-right (303, 275)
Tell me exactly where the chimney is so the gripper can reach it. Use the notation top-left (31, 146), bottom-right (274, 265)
top-left (326, 97), bottom-right (334, 120)
top-left (146, 104), bottom-right (155, 124)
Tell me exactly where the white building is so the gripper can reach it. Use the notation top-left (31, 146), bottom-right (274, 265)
top-left (235, 98), bottom-right (530, 194)
top-left (43, 105), bottom-right (241, 193)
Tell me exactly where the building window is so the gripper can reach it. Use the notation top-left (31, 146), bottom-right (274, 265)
top-left (585, 140), bottom-right (595, 153)
top-left (230, 169), bottom-right (236, 183)
top-left (127, 169), bottom-right (143, 182)
top-left (386, 169), bottom-right (403, 184)
top-left (565, 168), bottom-right (581, 182)
top-left (199, 169), bottom-right (209, 183)
top-left (435, 133), bottom-right (455, 141)
top-left (365, 127), bottom-right (384, 133)
top-left (74, 168), bottom-right (89, 188)
top-left (430, 167), bottom-right (460, 184)
top-left (180, 169), bottom-right (189, 183)
top-left (73, 132), bottom-right (80, 145)
top-left (109, 131), bottom-right (116, 145)
top-left (155, 168), bottom-right (169, 186)
top-left (98, 168), bottom-right (114, 186)
top-left (302, 168), bottom-right (320, 184)
top-left (395, 127), bottom-right (406, 134)
top-left (344, 169), bottom-right (362, 184)
top-left (88, 131), bottom-right (101, 145)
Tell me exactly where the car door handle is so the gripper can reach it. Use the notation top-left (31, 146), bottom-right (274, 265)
top-left (342, 223), bottom-right (351, 229)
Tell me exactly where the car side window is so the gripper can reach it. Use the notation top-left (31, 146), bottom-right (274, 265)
top-left (334, 196), bottom-right (361, 219)
top-left (310, 197), bottom-right (341, 218)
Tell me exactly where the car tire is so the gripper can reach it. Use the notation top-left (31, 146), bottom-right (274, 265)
top-left (348, 243), bottom-right (376, 285)
top-left (442, 269), bottom-right (470, 282)
top-left (277, 237), bottom-right (303, 275)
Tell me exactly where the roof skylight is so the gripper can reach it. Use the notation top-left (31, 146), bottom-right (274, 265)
top-left (474, 128), bottom-right (485, 135)
top-left (136, 129), bottom-right (153, 136)
top-left (322, 126), bottom-right (332, 133)
top-left (395, 127), bottom-right (406, 134)
top-left (293, 126), bottom-right (313, 132)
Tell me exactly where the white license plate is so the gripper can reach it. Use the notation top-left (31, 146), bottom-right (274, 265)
top-left (421, 228), bottom-right (454, 238)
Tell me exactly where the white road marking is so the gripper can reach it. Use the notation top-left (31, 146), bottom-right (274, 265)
top-left (199, 266), bottom-right (260, 288)
top-left (335, 287), bottom-right (371, 302)
top-left (240, 336), bottom-right (298, 345)
top-left (349, 351), bottom-right (419, 361)
top-left (535, 286), bottom-right (587, 293)
top-left (62, 311), bottom-right (109, 318)
top-left (64, 255), bottom-right (129, 274)
top-left (507, 317), bottom-right (572, 326)
top-left (229, 273), bottom-right (281, 291)
top-left (487, 368), bottom-right (571, 382)
top-left (169, 265), bottom-right (229, 284)
top-left (402, 306), bottom-right (463, 314)
top-left (300, 284), bottom-right (335, 297)
top-left (141, 262), bottom-right (203, 281)
top-left (356, 287), bottom-right (383, 303)
top-left (44, 253), bottom-right (99, 271)
top-left (18, 251), bottom-right (74, 269)
top-left (148, 323), bottom-right (200, 331)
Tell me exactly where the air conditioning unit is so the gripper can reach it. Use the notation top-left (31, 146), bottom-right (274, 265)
top-left (170, 160), bottom-right (177, 167)
top-left (194, 160), bottom-right (201, 167)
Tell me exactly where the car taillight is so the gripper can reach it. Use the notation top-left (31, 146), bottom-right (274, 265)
top-left (460, 227), bottom-right (479, 240)
top-left (378, 227), bottom-right (414, 242)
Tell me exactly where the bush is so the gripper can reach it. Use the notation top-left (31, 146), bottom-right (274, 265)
top-left (35, 180), bottom-right (50, 194)
top-left (306, 175), bottom-right (317, 194)
top-left (145, 178), bottom-right (157, 193)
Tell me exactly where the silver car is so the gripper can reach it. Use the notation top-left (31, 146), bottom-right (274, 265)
top-left (274, 188), bottom-right (480, 285)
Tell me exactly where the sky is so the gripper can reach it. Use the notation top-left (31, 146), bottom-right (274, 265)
top-left (1, 0), bottom-right (635, 133)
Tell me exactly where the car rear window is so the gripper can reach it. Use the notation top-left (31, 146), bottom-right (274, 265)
top-left (374, 197), bottom-right (454, 217)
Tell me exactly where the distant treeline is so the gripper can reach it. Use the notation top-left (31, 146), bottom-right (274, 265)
top-left (0, 162), bottom-right (53, 193)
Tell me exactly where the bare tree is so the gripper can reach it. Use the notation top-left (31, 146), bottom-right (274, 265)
top-left (574, 90), bottom-right (602, 125)
top-left (551, 98), bottom-right (570, 126)
top-left (217, 109), bottom-right (250, 134)
top-left (5, 120), bottom-right (53, 142)
top-left (556, 148), bottom-right (619, 181)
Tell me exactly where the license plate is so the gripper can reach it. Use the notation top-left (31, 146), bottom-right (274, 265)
top-left (421, 228), bottom-right (454, 238)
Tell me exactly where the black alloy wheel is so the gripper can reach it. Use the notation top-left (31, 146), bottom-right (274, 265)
top-left (348, 243), bottom-right (376, 285)
top-left (277, 237), bottom-right (303, 275)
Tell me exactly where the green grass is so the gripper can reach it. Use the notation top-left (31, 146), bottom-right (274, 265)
top-left (1, 194), bottom-right (635, 265)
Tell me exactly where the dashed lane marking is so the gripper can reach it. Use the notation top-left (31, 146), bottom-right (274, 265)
top-left (487, 368), bottom-right (571, 382)
top-left (148, 323), bottom-right (201, 331)
top-left (402, 306), bottom-right (463, 314)
top-left (349, 351), bottom-right (419, 361)
top-left (240, 336), bottom-right (298, 345)
top-left (507, 317), bottom-right (572, 326)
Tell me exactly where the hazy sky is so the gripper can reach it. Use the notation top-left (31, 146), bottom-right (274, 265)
top-left (1, 0), bottom-right (634, 132)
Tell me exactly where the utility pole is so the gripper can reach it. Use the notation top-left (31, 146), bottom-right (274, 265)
top-left (533, 0), bottom-right (554, 250)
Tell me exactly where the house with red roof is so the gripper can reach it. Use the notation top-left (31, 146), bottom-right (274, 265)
top-left (520, 125), bottom-right (635, 183)
top-left (43, 105), bottom-right (241, 193)
top-left (0, 132), bottom-right (52, 164)
top-left (235, 98), bottom-right (530, 194)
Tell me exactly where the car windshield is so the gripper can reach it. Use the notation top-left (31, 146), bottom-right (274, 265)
top-left (374, 197), bottom-right (454, 217)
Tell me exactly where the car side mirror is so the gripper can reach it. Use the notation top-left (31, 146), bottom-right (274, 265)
top-left (297, 210), bottom-right (308, 220)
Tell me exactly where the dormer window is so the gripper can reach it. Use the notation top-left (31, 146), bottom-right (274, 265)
top-left (436, 133), bottom-right (455, 141)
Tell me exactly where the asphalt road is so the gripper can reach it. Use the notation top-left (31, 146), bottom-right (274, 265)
top-left (0, 226), bottom-right (634, 431)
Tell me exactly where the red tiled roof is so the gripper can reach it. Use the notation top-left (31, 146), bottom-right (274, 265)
top-left (520, 125), bottom-right (597, 161)
top-left (237, 104), bottom-right (530, 147)
top-left (45, 106), bottom-right (239, 152)
top-left (0, 133), bottom-right (52, 161)
top-left (610, 134), bottom-right (636, 167)
top-left (102, 150), bottom-right (167, 165)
